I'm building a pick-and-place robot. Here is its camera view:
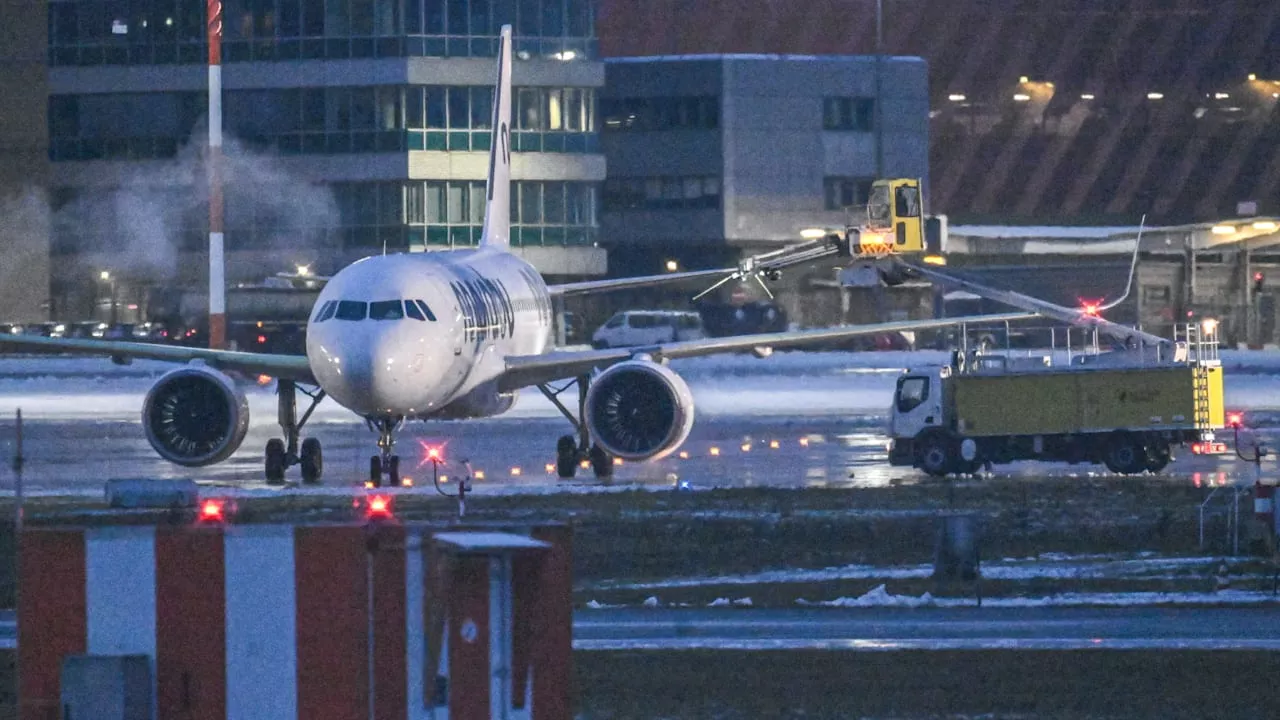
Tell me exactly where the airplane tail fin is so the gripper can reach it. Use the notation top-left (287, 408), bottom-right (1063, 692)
top-left (480, 24), bottom-right (513, 250)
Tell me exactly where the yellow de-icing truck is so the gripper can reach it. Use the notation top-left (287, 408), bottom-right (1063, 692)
top-left (887, 327), bottom-right (1226, 476)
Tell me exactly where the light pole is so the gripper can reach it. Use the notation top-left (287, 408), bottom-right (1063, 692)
top-left (99, 270), bottom-right (117, 326)
top-left (874, 0), bottom-right (885, 178)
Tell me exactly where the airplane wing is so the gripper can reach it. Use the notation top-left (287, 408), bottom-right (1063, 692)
top-left (548, 235), bottom-right (845, 298)
top-left (0, 335), bottom-right (315, 383)
top-left (548, 268), bottom-right (746, 296)
top-left (498, 311), bottom-right (1038, 391)
top-left (905, 263), bottom-right (1169, 347)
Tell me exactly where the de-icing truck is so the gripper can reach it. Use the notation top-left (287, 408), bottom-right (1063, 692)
top-left (887, 324), bottom-right (1226, 476)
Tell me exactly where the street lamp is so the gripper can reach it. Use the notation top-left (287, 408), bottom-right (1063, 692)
top-left (97, 270), bottom-right (117, 325)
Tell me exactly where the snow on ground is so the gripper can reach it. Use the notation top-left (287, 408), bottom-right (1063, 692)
top-left (581, 554), bottom-right (1232, 592)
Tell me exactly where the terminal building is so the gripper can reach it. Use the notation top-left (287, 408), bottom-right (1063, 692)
top-left (29, 0), bottom-right (607, 323)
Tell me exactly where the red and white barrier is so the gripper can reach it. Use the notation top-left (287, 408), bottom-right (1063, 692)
top-left (19, 522), bottom-right (572, 720)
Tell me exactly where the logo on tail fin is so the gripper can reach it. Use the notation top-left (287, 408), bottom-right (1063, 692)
top-left (481, 26), bottom-right (513, 248)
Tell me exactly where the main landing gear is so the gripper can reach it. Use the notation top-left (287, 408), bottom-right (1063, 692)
top-left (265, 380), bottom-right (327, 485)
top-left (537, 374), bottom-right (615, 480)
top-left (367, 416), bottom-right (404, 488)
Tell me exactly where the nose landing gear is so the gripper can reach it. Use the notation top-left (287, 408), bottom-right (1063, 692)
top-left (265, 380), bottom-right (326, 485)
top-left (367, 416), bottom-right (403, 487)
top-left (539, 374), bottom-right (614, 480)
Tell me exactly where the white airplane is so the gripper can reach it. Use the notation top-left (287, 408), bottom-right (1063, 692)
top-left (0, 26), bottom-right (1036, 487)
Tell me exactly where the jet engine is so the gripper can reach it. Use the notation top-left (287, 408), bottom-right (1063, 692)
top-left (142, 366), bottom-right (250, 466)
top-left (585, 360), bottom-right (695, 461)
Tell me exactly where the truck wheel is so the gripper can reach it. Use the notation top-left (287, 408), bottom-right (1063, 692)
top-left (1103, 433), bottom-right (1146, 475)
top-left (1144, 442), bottom-right (1172, 473)
top-left (916, 432), bottom-right (955, 477)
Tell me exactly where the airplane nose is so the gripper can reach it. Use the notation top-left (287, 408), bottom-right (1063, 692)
top-left (317, 328), bottom-right (413, 415)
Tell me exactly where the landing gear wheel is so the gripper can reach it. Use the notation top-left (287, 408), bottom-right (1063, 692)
top-left (369, 456), bottom-right (382, 488)
top-left (917, 432), bottom-right (955, 477)
top-left (387, 455), bottom-right (401, 487)
top-left (1144, 442), bottom-right (1172, 474)
top-left (1103, 433), bottom-right (1147, 475)
top-left (265, 438), bottom-right (287, 485)
top-left (555, 435), bottom-right (578, 479)
top-left (589, 444), bottom-right (614, 479)
top-left (300, 437), bottom-right (323, 485)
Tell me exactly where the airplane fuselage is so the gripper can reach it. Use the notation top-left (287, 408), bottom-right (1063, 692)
top-left (305, 249), bottom-right (553, 417)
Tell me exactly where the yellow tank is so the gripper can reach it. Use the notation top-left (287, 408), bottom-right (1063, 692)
top-left (951, 364), bottom-right (1224, 437)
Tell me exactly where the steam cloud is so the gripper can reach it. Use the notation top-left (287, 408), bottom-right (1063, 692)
top-left (52, 125), bottom-right (341, 280)
top-left (0, 187), bottom-right (53, 321)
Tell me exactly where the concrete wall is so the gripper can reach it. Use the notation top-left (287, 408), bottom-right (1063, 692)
top-left (0, 0), bottom-right (51, 322)
top-left (722, 56), bottom-right (927, 244)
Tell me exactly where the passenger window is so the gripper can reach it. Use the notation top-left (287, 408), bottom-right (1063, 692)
top-left (679, 315), bottom-right (700, 329)
top-left (415, 299), bottom-right (438, 321)
top-left (896, 376), bottom-right (929, 413)
top-left (370, 300), bottom-right (405, 320)
top-left (630, 315), bottom-right (657, 329)
top-left (313, 300), bottom-right (337, 323)
top-left (335, 300), bottom-right (368, 321)
top-left (605, 314), bottom-right (625, 329)
top-left (405, 300), bottom-right (426, 321)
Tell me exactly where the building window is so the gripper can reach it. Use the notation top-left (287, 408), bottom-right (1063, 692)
top-left (603, 176), bottom-right (721, 211)
top-left (49, 0), bottom-right (597, 66)
top-left (600, 96), bottom-right (719, 131)
top-left (823, 177), bottom-right (875, 210)
top-left (823, 97), bottom-right (875, 132)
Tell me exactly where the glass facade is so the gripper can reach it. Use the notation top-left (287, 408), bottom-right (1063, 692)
top-left (822, 96), bottom-right (875, 132)
top-left (600, 96), bottom-right (718, 131)
top-left (50, 85), bottom-right (597, 161)
top-left (48, 0), bottom-right (596, 65)
top-left (603, 176), bottom-right (720, 211)
top-left (823, 176), bottom-right (875, 210)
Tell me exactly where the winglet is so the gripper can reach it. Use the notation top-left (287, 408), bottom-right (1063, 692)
top-left (480, 25), bottom-right (513, 250)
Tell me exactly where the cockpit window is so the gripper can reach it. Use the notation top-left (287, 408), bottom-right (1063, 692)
top-left (334, 300), bottom-right (368, 321)
top-left (415, 299), bottom-right (438, 322)
top-left (313, 300), bottom-right (337, 323)
top-left (405, 300), bottom-right (426, 321)
top-left (369, 300), bottom-right (405, 320)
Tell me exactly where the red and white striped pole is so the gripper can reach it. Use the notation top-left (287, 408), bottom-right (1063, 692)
top-left (207, 0), bottom-right (226, 350)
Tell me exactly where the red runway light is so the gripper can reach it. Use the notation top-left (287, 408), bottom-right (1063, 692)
top-left (198, 499), bottom-right (226, 522)
top-left (1227, 412), bottom-right (1244, 428)
top-left (366, 495), bottom-right (393, 519)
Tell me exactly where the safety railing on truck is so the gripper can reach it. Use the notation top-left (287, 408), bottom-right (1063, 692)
top-left (1173, 321), bottom-right (1220, 365)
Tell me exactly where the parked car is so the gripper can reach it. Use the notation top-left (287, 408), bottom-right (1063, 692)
top-left (591, 310), bottom-right (705, 349)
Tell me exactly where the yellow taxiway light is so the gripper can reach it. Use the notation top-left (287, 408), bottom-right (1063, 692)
top-left (1211, 225), bottom-right (1236, 235)
top-left (364, 481), bottom-right (375, 489)
top-left (769, 440), bottom-right (780, 449)
top-left (922, 254), bottom-right (947, 266)
top-left (402, 477), bottom-right (414, 487)
top-left (741, 443), bottom-right (752, 452)
top-left (799, 438), bottom-right (810, 447)
top-left (613, 457), bottom-right (623, 466)
top-left (664, 259), bottom-right (679, 272)
top-left (473, 470), bottom-right (485, 480)
top-left (709, 446), bottom-right (721, 457)
top-left (545, 463), bottom-right (555, 473)
top-left (678, 451), bottom-right (690, 459)
top-left (580, 459), bottom-right (590, 469)
top-left (510, 467), bottom-right (522, 476)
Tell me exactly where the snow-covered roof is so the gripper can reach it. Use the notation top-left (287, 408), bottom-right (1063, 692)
top-left (433, 532), bottom-right (551, 553)
top-left (950, 225), bottom-right (1141, 239)
top-left (606, 54), bottom-right (923, 64)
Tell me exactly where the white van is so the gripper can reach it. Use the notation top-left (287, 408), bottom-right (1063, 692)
top-left (591, 310), bottom-right (705, 348)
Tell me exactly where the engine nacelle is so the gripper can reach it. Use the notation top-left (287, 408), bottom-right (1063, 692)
top-left (142, 365), bottom-right (250, 466)
top-left (585, 360), bottom-right (695, 461)
top-left (428, 383), bottom-right (518, 420)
